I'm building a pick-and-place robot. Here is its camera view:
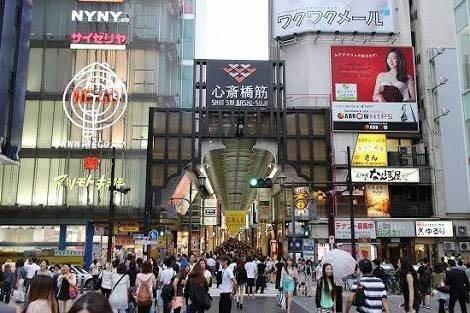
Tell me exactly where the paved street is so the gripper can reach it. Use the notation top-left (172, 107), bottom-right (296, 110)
top-left (207, 297), bottom-right (282, 313)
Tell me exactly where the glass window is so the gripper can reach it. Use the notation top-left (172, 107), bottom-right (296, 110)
top-left (287, 139), bottom-right (297, 161)
top-left (286, 114), bottom-right (296, 135)
top-left (298, 114), bottom-right (310, 135)
top-left (312, 114), bottom-right (326, 135)
top-left (27, 49), bottom-right (42, 92)
top-left (458, 26), bottom-right (470, 91)
top-left (153, 138), bottom-right (165, 159)
top-left (1, 165), bottom-right (19, 205)
top-left (37, 101), bottom-right (54, 148)
top-left (299, 139), bottom-right (311, 160)
top-left (22, 101), bottom-right (39, 148)
top-left (313, 140), bottom-right (327, 161)
top-left (17, 159), bottom-right (35, 205)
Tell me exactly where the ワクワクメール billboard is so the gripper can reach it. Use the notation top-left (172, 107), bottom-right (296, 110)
top-left (331, 46), bottom-right (419, 132)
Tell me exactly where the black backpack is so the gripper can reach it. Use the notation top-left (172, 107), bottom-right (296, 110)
top-left (419, 266), bottom-right (432, 285)
top-left (190, 283), bottom-right (212, 310)
top-left (234, 266), bottom-right (247, 285)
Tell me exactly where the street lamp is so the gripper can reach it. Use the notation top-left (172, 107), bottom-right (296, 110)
top-left (198, 175), bottom-right (207, 252)
top-left (278, 174), bottom-right (286, 190)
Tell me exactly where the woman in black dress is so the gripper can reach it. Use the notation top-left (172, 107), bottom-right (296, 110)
top-left (398, 257), bottom-right (421, 313)
top-left (256, 257), bottom-right (267, 294)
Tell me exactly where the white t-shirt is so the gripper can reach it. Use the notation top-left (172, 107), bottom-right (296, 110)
top-left (159, 268), bottom-right (176, 285)
top-left (206, 258), bottom-right (216, 267)
top-left (245, 261), bottom-right (257, 279)
top-left (25, 263), bottom-right (40, 279)
top-left (90, 263), bottom-right (100, 276)
top-left (220, 267), bottom-right (235, 293)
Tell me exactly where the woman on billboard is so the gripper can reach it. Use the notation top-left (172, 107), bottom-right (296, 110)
top-left (373, 48), bottom-right (416, 102)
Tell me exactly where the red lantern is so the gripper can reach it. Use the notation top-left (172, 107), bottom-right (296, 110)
top-left (83, 156), bottom-right (100, 171)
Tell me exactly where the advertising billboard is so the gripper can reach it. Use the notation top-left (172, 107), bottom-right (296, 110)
top-left (416, 221), bottom-right (453, 237)
top-left (205, 60), bottom-right (272, 109)
top-left (352, 167), bottom-right (420, 183)
top-left (331, 46), bottom-right (418, 132)
top-left (273, 0), bottom-right (396, 38)
top-left (225, 211), bottom-right (247, 235)
top-left (365, 184), bottom-right (390, 217)
top-left (352, 134), bottom-right (387, 166)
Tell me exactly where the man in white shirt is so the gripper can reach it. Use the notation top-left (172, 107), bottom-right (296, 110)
top-left (159, 258), bottom-right (176, 313)
top-left (244, 256), bottom-right (257, 299)
top-left (206, 254), bottom-right (217, 275)
top-left (24, 258), bottom-right (40, 289)
top-left (219, 255), bottom-right (237, 313)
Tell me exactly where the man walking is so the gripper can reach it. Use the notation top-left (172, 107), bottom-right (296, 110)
top-left (219, 255), bottom-right (237, 313)
top-left (446, 259), bottom-right (470, 313)
top-left (417, 258), bottom-right (433, 309)
top-left (244, 256), bottom-right (257, 299)
top-left (345, 259), bottom-right (391, 313)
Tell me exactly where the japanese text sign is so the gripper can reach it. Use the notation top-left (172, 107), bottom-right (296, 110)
top-left (273, 0), bottom-right (396, 37)
top-left (205, 60), bottom-right (272, 109)
top-left (225, 211), bottom-right (247, 235)
top-left (335, 219), bottom-right (376, 239)
top-left (70, 32), bottom-right (127, 46)
top-left (54, 174), bottom-right (125, 191)
top-left (352, 134), bottom-right (387, 166)
top-left (416, 221), bottom-right (453, 238)
top-left (376, 221), bottom-right (416, 237)
top-left (365, 184), bottom-right (390, 217)
top-left (352, 167), bottom-right (420, 183)
top-left (331, 46), bottom-right (418, 132)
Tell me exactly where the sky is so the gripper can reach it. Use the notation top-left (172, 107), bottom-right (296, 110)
top-left (195, 0), bottom-right (269, 60)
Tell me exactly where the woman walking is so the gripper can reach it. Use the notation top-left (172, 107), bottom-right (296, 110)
top-left (186, 264), bottom-right (211, 313)
top-left (431, 264), bottom-right (449, 313)
top-left (13, 259), bottom-right (27, 304)
top-left (135, 261), bottom-right (156, 313)
top-left (234, 258), bottom-right (248, 310)
top-left (99, 263), bottom-right (114, 298)
top-left (24, 275), bottom-right (58, 313)
top-left (398, 257), bottom-right (421, 313)
top-left (68, 292), bottom-right (113, 313)
top-left (172, 266), bottom-right (189, 313)
top-left (57, 265), bottom-right (77, 313)
top-left (255, 257), bottom-right (267, 294)
top-left (315, 263), bottom-right (336, 313)
top-left (305, 259), bottom-right (314, 297)
top-left (281, 257), bottom-right (299, 313)
top-left (109, 264), bottom-right (130, 313)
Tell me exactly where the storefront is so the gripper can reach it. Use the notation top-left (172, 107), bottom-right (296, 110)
top-left (376, 219), bottom-right (416, 264)
top-left (334, 219), bottom-right (378, 261)
top-left (415, 220), bottom-right (454, 264)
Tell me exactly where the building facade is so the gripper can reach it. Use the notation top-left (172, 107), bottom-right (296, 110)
top-left (0, 0), bottom-right (193, 265)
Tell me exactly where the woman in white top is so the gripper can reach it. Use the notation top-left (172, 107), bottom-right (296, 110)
top-left (135, 261), bottom-right (157, 313)
top-left (99, 263), bottom-right (114, 298)
top-left (109, 264), bottom-right (130, 313)
top-left (373, 48), bottom-right (415, 103)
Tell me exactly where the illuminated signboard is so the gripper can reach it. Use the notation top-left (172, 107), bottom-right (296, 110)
top-left (416, 221), bottom-right (453, 238)
top-left (70, 32), bottom-right (127, 50)
top-left (352, 167), bottom-right (420, 183)
top-left (352, 134), bottom-right (388, 166)
top-left (71, 10), bottom-right (129, 23)
top-left (54, 174), bottom-right (125, 191)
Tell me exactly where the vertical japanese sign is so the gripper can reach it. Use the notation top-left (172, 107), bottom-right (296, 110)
top-left (292, 186), bottom-right (310, 221)
top-left (225, 211), bottom-right (247, 235)
top-left (273, 0), bottom-right (396, 37)
top-left (331, 46), bottom-right (418, 132)
top-left (352, 134), bottom-right (387, 166)
top-left (365, 184), bottom-right (390, 217)
top-left (205, 60), bottom-right (272, 109)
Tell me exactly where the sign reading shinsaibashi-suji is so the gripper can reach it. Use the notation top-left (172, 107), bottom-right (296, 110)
top-left (205, 60), bottom-right (272, 109)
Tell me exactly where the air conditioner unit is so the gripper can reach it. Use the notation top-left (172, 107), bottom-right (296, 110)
top-left (457, 226), bottom-right (468, 237)
top-left (443, 242), bottom-right (456, 251)
top-left (460, 242), bottom-right (470, 251)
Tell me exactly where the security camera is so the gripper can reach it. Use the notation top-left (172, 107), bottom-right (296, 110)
top-left (439, 77), bottom-right (448, 85)
top-left (441, 107), bottom-right (450, 116)
top-left (436, 47), bottom-right (445, 54)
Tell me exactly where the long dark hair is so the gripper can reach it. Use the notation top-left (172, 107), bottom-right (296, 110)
top-left (188, 262), bottom-right (206, 287)
top-left (399, 257), bottom-right (417, 281)
top-left (68, 292), bottom-right (112, 313)
top-left (386, 48), bottom-right (409, 83)
top-left (25, 275), bottom-right (58, 313)
top-left (322, 263), bottom-right (336, 300)
top-left (284, 256), bottom-right (295, 271)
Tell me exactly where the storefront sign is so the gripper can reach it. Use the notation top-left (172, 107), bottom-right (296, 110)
top-left (117, 225), bottom-right (139, 233)
top-left (331, 46), bottom-right (418, 132)
top-left (225, 211), bottom-right (246, 235)
top-left (62, 63), bottom-right (127, 148)
top-left (203, 208), bottom-right (217, 226)
top-left (416, 221), bottom-right (453, 237)
top-left (70, 32), bottom-right (127, 50)
top-left (352, 167), bottom-right (420, 183)
top-left (54, 174), bottom-right (125, 191)
top-left (273, 0), bottom-right (396, 37)
top-left (376, 220), bottom-right (416, 237)
top-left (303, 239), bottom-right (315, 260)
top-left (352, 134), bottom-right (388, 166)
top-left (205, 60), bottom-right (272, 109)
top-left (287, 221), bottom-right (308, 237)
top-left (83, 156), bottom-right (100, 170)
top-left (365, 184), bottom-right (390, 217)
top-left (293, 186), bottom-right (310, 220)
top-left (335, 219), bottom-right (376, 239)
top-left (71, 10), bottom-right (130, 23)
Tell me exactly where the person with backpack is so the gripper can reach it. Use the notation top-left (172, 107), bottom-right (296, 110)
top-left (172, 265), bottom-right (190, 313)
top-left (417, 258), bottom-right (432, 310)
top-left (136, 261), bottom-right (157, 313)
top-left (159, 257), bottom-right (176, 313)
top-left (186, 262), bottom-right (212, 313)
top-left (234, 258), bottom-right (247, 310)
top-left (109, 264), bottom-right (130, 313)
top-left (372, 259), bottom-right (387, 288)
top-left (305, 259), bottom-right (314, 297)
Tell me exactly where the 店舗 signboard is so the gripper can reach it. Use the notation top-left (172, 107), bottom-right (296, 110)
top-left (335, 219), bottom-right (376, 239)
top-left (205, 60), bottom-right (272, 109)
top-left (203, 198), bottom-right (217, 226)
top-left (352, 134), bottom-right (388, 167)
top-left (352, 168), bottom-right (420, 183)
top-left (376, 220), bottom-right (416, 237)
top-left (416, 221), bottom-right (453, 237)
top-left (273, 0), bottom-right (396, 38)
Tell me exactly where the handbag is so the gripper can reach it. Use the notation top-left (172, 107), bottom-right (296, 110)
top-left (352, 282), bottom-right (366, 307)
top-left (69, 284), bottom-right (79, 299)
top-left (276, 290), bottom-right (284, 307)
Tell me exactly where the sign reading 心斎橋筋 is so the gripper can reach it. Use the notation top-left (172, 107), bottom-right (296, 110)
top-left (272, 0), bottom-right (396, 38)
top-left (205, 60), bottom-right (273, 109)
top-left (351, 167), bottom-right (420, 183)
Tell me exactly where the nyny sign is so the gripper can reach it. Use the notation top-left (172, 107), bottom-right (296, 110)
top-left (71, 10), bottom-right (130, 23)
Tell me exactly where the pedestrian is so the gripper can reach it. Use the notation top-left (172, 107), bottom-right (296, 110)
top-left (216, 258), bottom-right (223, 288)
top-left (398, 257), bottom-right (421, 313)
top-left (218, 254), bottom-right (237, 313)
top-left (198, 259), bottom-right (213, 285)
top-left (68, 292), bottom-right (113, 313)
top-left (255, 256), bottom-right (267, 294)
top-left (233, 258), bottom-right (247, 310)
top-left (37, 261), bottom-right (53, 277)
top-left (417, 258), bottom-right (432, 309)
top-left (159, 257), bottom-right (177, 313)
top-left (135, 261), bottom-right (157, 313)
top-left (305, 259), bottom-right (314, 297)
top-left (24, 275), bottom-right (58, 313)
top-left (431, 263), bottom-right (449, 313)
top-left (171, 265), bottom-right (189, 313)
top-left (275, 256), bottom-right (284, 290)
top-left (186, 262), bottom-right (211, 313)
top-left (315, 263), bottom-right (336, 313)
top-left (297, 259), bottom-right (306, 295)
top-left (89, 259), bottom-right (100, 289)
top-left (13, 259), bottom-right (27, 303)
top-left (372, 259), bottom-right (387, 287)
top-left (445, 258), bottom-right (470, 313)
top-left (345, 259), bottom-right (391, 313)
top-left (99, 263), bottom-right (113, 298)
top-left (109, 263), bottom-right (130, 313)
top-left (281, 256), bottom-right (299, 313)
top-left (57, 264), bottom-right (77, 313)
top-left (127, 260), bottom-right (139, 287)
top-left (1, 264), bottom-right (13, 303)
top-left (206, 254), bottom-right (217, 277)
top-left (244, 256), bottom-right (257, 299)
top-left (24, 258), bottom-right (40, 291)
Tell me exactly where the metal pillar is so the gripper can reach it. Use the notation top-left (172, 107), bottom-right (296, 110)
top-left (107, 147), bottom-right (116, 263)
top-left (347, 146), bottom-right (356, 259)
top-left (84, 222), bottom-right (94, 270)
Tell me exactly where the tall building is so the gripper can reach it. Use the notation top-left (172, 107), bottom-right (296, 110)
top-left (0, 0), bottom-right (33, 164)
top-left (0, 0), bottom-right (193, 266)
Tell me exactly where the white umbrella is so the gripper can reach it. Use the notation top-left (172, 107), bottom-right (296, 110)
top-left (321, 249), bottom-right (357, 278)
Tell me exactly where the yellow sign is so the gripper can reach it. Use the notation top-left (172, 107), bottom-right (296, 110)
top-left (117, 225), bottom-right (139, 233)
top-left (352, 134), bottom-right (387, 166)
top-left (365, 184), bottom-right (390, 217)
top-left (54, 174), bottom-right (125, 191)
top-left (225, 211), bottom-right (246, 235)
